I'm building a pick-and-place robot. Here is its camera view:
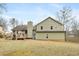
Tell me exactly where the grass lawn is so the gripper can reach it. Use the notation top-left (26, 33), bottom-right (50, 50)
top-left (0, 39), bottom-right (79, 56)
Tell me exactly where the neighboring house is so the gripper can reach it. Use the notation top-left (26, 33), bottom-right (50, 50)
top-left (12, 17), bottom-right (66, 41)
top-left (67, 30), bottom-right (79, 38)
top-left (67, 31), bottom-right (75, 37)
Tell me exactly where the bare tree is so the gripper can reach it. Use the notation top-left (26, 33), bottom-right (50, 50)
top-left (71, 19), bottom-right (79, 38)
top-left (0, 18), bottom-right (7, 31)
top-left (56, 6), bottom-right (75, 41)
top-left (9, 18), bottom-right (18, 29)
top-left (0, 3), bottom-right (7, 31)
top-left (0, 3), bottom-right (6, 14)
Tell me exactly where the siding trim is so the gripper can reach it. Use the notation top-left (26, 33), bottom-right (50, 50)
top-left (36, 31), bottom-right (66, 33)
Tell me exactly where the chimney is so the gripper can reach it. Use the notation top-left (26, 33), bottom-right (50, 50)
top-left (27, 21), bottom-right (33, 39)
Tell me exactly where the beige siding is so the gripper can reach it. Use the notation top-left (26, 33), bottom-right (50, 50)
top-left (36, 32), bottom-right (65, 41)
top-left (36, 18), bottom-right (64, 31)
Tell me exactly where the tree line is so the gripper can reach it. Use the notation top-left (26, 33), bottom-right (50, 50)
top-left (57, 6), bottom-right (79, 41)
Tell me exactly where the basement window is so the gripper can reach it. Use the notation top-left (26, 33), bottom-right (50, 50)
top-left (46, 34), bottom-right (48, 39)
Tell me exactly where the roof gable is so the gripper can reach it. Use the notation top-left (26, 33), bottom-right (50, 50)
top-left (35, 17), bottom-right (63, 27)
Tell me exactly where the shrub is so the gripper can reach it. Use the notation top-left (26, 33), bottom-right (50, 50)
top-left (0, 33), bottom-right (4, 38)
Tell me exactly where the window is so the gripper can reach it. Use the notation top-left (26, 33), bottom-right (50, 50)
top-left (22, 33), bottom-right (24, 36)
top-left (25, 30), bottom-right (27, 34)
top-left (46, 34), bottom-right (48, 38)
top-left (51, 26), bottom-right (53, 30)
top-left (41, 26), bottom-right (43, 30)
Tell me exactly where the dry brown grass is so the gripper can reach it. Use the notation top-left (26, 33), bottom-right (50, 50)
top-left (0, 39), bottom-right (79, 56)
top-left (67, 37), bottom-right (79, 43)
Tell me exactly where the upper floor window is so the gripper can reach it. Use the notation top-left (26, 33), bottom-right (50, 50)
top-left (51, 26), bottom-right (53, 30)
top-left (41, 26), bottom-right (43, 30)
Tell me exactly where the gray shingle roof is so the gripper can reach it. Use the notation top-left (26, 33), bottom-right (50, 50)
top-left (12, 25), bottom-right (27, 31)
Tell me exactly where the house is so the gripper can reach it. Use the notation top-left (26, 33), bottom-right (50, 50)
top-left (12, 17), bottom-right (66, 41)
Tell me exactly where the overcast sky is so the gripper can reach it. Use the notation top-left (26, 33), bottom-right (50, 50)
top-left (2, 3), bottom-right (79, 26)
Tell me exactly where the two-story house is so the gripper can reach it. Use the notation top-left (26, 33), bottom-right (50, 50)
top-left (33, 17), bottom-right (66, 41)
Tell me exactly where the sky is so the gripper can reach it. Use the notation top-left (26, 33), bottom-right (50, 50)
top-left (1, 3), bottom-right (79, 31)
top-left (2, 3), bottom-right (79, 24)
